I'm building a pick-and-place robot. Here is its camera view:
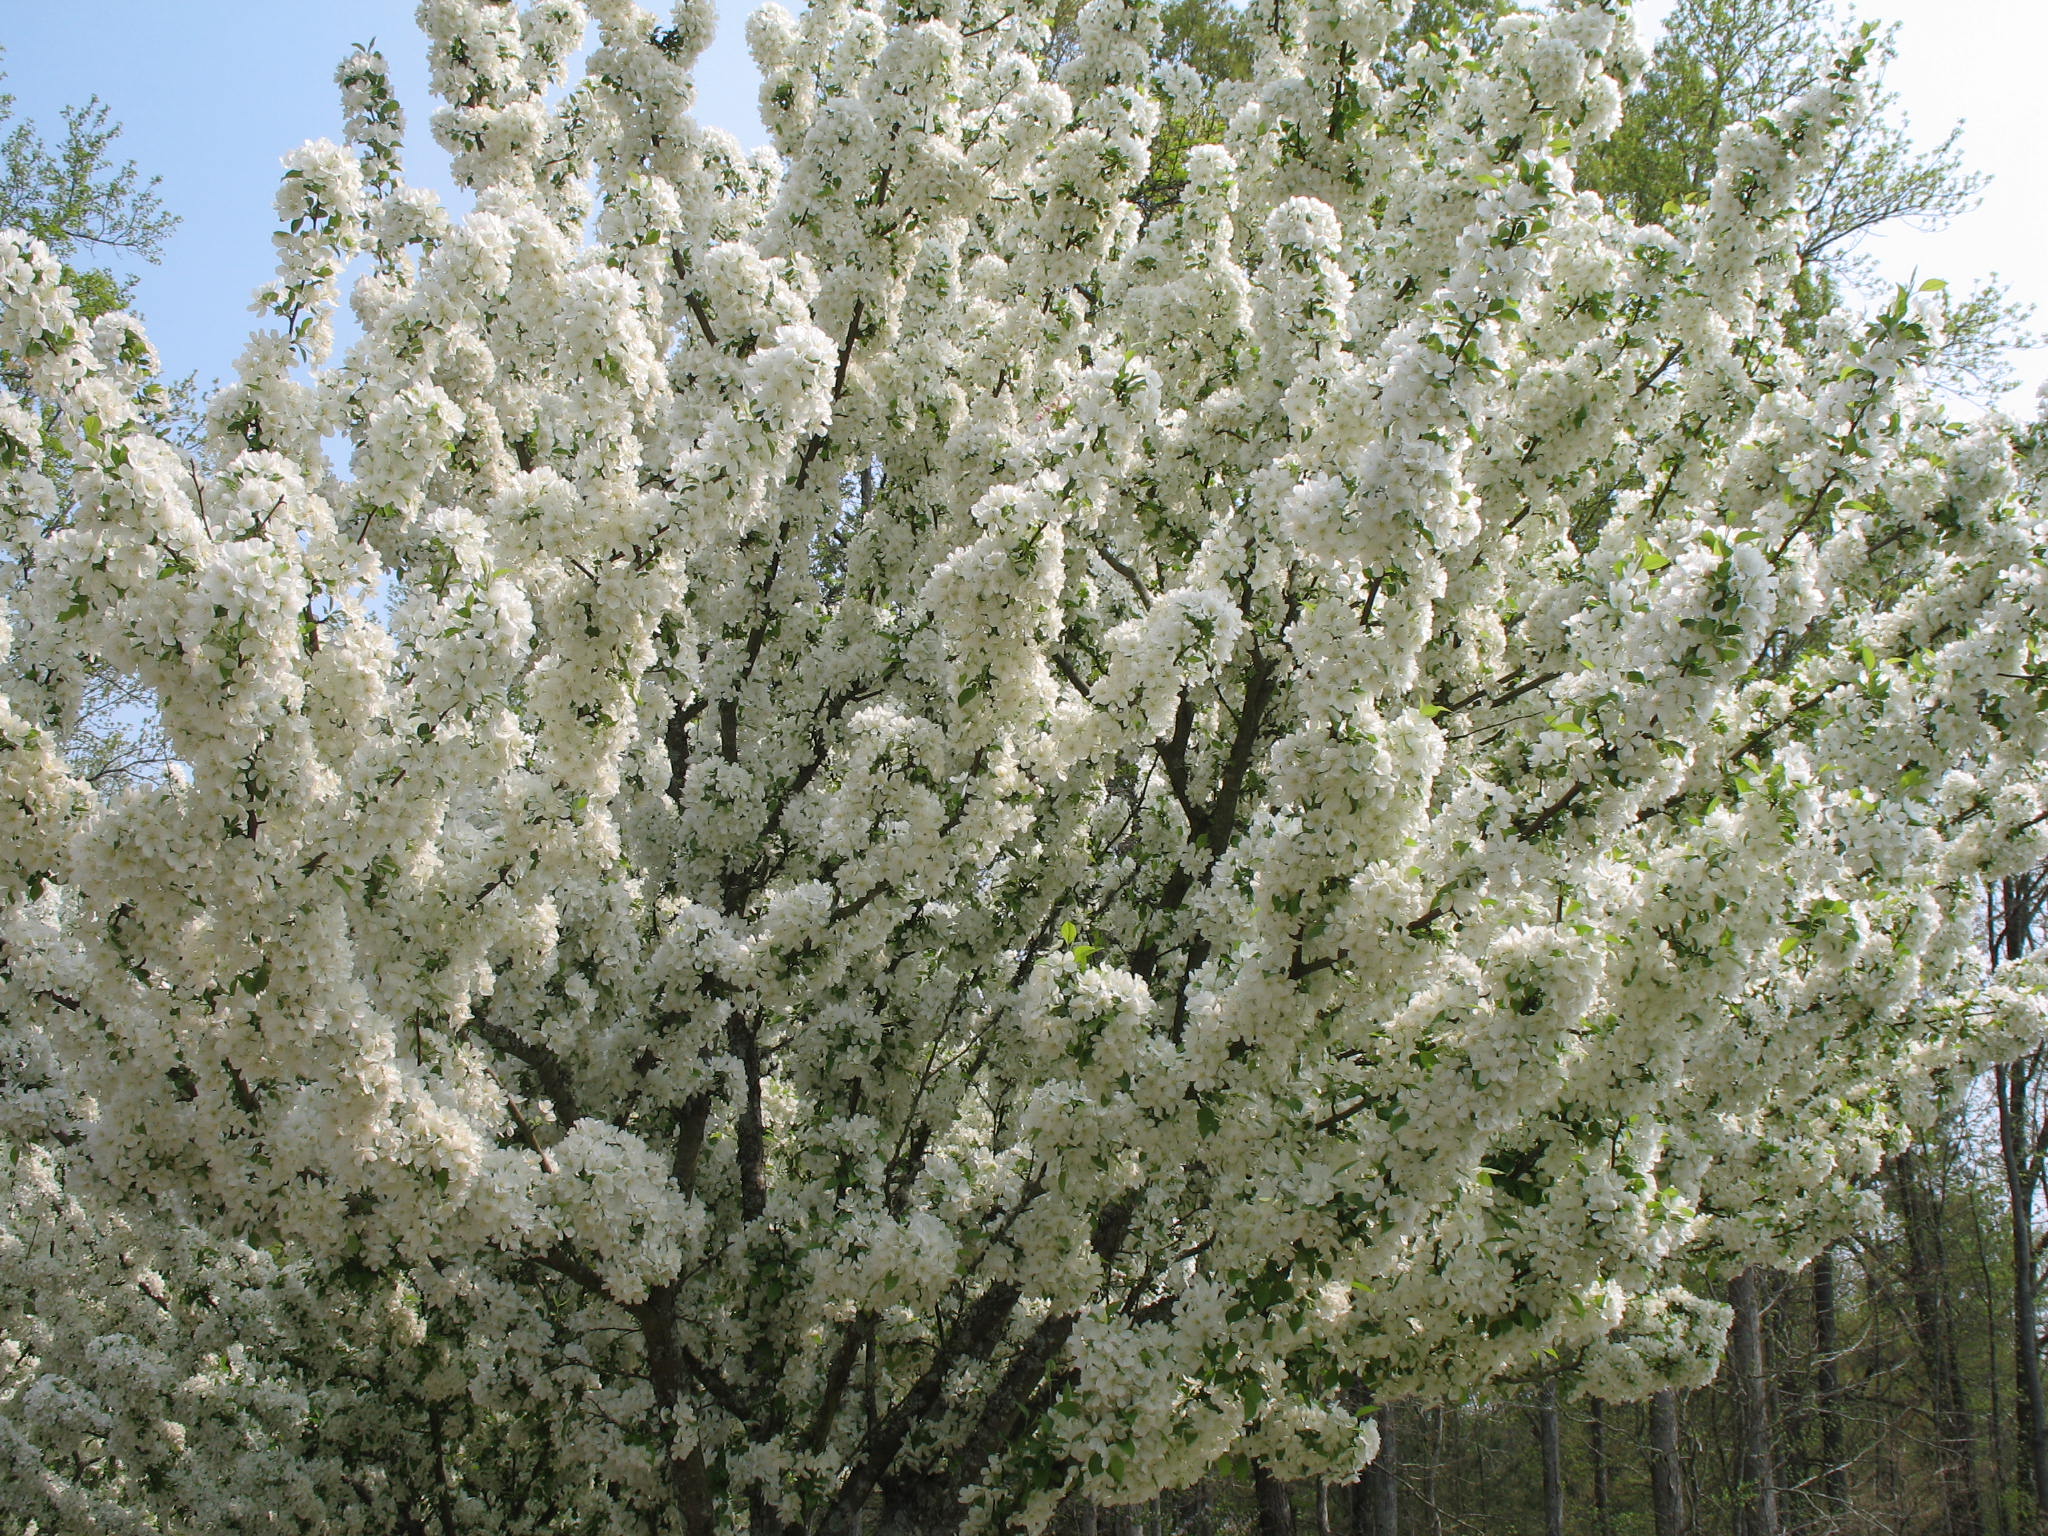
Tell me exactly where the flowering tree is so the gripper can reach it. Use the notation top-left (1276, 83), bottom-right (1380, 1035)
top-left (4, 0), bottom-right (2047, 1531)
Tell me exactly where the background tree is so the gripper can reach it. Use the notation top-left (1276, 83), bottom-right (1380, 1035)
top-left (0, 51), bottom-right (175, 321)
top-left (1577, 0), bottom-right (2033, 401)
top-left (1993, 882), bottom-right (2048, 1514)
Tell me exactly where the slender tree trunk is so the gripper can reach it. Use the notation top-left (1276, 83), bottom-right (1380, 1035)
top-left (1651, 1389), bottom-right (1687, 1536)
top-left (1538, 1381), bottom-right (1565, 1536)
top-left (1316, 1482), bottom-right (1333, 1536)
top-left (1967, 1180), bottom-right (2014, 1536)
top-left (1731, 1268), bottom-right (1781, 1536)
top-left (1427, 1407), bottom-right (1444, 1536)
top-left (2000, 1056), bottom-right (2048, 1516)
top-left (1995, 881), bottom-right (2047, 1532)
top-left (1813, 1247), bottom-right (1847, 1515)
top-left (1893, 1146), bottom-right (1987, 1536)
top-left (1254, 1461), bottom-right (1295, 1536)
top-left (1078, 1504), bottom-right (1098, 1536)
top-left (1359, 1404), bottom-right (1399, 1536)
top-left (1591, 1398), bottom-right (1613, 1536)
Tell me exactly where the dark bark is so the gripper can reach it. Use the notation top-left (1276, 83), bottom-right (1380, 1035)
top-left (1650, 1389), bottom-right (1686, 1536)
top-left (1813, 1247), bottom-right (1847, 1512)
top-left (728, 1013), bottom-right (768, 1223)
top-left (1357, 1402), bottom-right (1398, 1536)
top-left (1892, 1147), bottom-right (1987, 1536)
top-left (1426, 1408), bottom-right (1443, 1536)
top-left (1730, 1268), bottom-right (1781, 1536)
top-left (1254, 1460), bottom-right (1296, 1536)
top-left (2001, 1053), bottom-right (2048, 1512)
top-left (1995, 876), bottom-right (2048, 1525)
top-left (671, 1090), bottom-right (711, 1195)
top-left (1591, 1398), bottom-right (1613, 1536)
top-left (1969, 1179), bottom-right (2014, 1536)
top-left (638, 1293), bottom-right (716, 1536)
top-left (1537, 1381), bottom-right (1565, 1536)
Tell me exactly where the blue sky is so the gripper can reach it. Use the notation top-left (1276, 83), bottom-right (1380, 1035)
top-left (3, 0), bottom-right (2040, 408)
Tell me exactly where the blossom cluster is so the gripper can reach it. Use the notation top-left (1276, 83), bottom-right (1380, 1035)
top-left (3, 0), bottom-right (2046, 1530)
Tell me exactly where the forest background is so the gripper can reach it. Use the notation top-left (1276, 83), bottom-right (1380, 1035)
top-left (6, 0), bottom-right (2048, 1534)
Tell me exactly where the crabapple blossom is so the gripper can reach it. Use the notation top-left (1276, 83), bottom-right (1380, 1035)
top-left (3, 0), bottom-right (2048, 1532)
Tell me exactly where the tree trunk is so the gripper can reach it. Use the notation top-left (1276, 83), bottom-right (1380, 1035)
top-left (1892, 1146), bottom-right (1987, 1536)
top-left (1538, 1380), bottom-right (1565, 1536)
top-left (1426, 1407), bottom-right (1444, 1536)
top-left (2000, 1054), bottom-right (2048, 1516)
top-left (1969, 1179), bottom-right (2013, 1536)
top-left (1078, 1504), bottom-right (1098, 1536)
top-left (1354, 1403), bottom-right (1399, 1536)
top-left (638, 1298), bottom-right (717, 1536)
top-left (1730, 1268), bottom-right (1781, 1536)
top-left (1813, 1247), bottom-right (1847, 1514)
top-left (1650, 1389), bottom-right (1686, 1536)
top-left (1254, 1461), bottom-right (1295, 1536)
top-left (1590, 1398), bottom-right (1613, 1536)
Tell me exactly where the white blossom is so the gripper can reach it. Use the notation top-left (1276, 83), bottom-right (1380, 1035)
top-left (1, 0), bottom-right (2044, 1530)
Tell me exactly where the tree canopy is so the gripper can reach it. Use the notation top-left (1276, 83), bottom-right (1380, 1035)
top-left (1, 1), bottom-right (2046, 1534)
top-left (0, 54), bottom-right (175, 321)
